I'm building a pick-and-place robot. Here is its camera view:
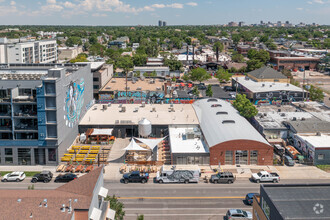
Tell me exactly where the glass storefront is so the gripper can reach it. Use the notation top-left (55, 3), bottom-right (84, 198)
top-left (17, 148), bottom-right (31, 165)
top-left (235, 150), bottom-right (248, 165)
top-left (176, 156), bottom-right (209, 165)
top-left (250, 150), bottom-right (258, 165)
top-left (225, 151), bottom-right (233, 165)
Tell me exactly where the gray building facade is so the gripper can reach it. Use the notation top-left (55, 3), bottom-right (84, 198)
top-left (0, 63), bottom-right (93, 165)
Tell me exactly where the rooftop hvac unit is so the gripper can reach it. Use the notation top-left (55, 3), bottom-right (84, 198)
top-left (102, 105), bottom-right (107, 110)
top-left (262, 84), bottom-right (265, 87)
top-left (141, 102), bottom-right (145, 107)
top-left (121, 106), bottom-right (126, 112)
top-left (151, 107), bottom-right (156, 112)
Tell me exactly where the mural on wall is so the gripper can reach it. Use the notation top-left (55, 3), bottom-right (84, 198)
top-left (64, 79), bottom-right (85, 128)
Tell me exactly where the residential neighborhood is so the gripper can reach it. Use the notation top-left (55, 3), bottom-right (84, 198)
top-left (0, 1), bottom-right (330, 219)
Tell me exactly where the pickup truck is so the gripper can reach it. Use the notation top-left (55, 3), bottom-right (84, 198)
top-left (251, 171), bottom-right (280, 183)
top-left (122, 171), bottom-right (149, 184)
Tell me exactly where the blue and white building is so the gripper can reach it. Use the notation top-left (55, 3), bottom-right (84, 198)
top-left (0, 63), bottom-right (93, 165)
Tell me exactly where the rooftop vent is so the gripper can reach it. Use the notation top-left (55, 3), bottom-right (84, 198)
top-left (216, 111), bottom-right (228, 115)
top-left (262, 84), bottom-right (265, 87)
top-left (207, 98), bottom-right (218, 102)
top-left (17, 199), bottom-right (22, 203)
top-left (61, 204), bottom-right (65, 212)
top-left (222, 120), bottom-right (235, 124)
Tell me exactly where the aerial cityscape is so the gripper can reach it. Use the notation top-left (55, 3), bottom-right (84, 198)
top-left (0, 0), bottom-right (330, 220)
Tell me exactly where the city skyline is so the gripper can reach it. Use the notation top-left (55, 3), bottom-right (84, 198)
top-left (0, 0), bottom-right (329, 25)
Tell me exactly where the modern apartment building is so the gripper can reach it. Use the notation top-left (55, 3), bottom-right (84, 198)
top-left (0, 38), bottom-right (57, 64)
top-left (0, 63), bottom-right (93, 165)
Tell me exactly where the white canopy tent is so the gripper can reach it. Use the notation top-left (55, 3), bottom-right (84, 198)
top-left (123, 138), bottom-right (149, 151)
top-left (134, 137), bottom-right (166, 150)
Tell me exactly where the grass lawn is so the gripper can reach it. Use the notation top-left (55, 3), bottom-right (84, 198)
top-left (0, 171), bottom-right (40, 177)
top-left (316, 165), bottom-right (330, 173)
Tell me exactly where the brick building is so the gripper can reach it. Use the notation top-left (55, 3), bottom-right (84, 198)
top-left (270, 57), bottom-right (320, 71)
top-left (193, 99), bottom-right (273, 165)
top-left (237, 45), bottom-right (251, 56)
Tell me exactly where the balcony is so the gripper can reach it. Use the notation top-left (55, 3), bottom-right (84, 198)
top-left (0, 126), bottom-right (12, 131)
top-left (0, 112), bottom-right (11, 118)
top-left (15, 124), bottom-right (38, 131)
top-left (14, 112), bottom-right (37, 118)
top-left (0, 97), bottom-right (11, 103)
top-left (12, 96), bottom-right (36, 103)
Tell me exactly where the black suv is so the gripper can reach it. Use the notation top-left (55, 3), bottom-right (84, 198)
top-left (54, 173), bottom-right (77, 183)
top-left (210, 172), bottom-right (235, 184)
top-left (31, 171), bottom-right (53, 183)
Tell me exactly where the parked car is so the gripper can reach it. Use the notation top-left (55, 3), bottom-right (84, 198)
top-left (284, 155), bottom-right (295, 166)
top-left (31, 171), bottom-right (53, 183)
top-left (122, 171), bottom-right (149, 184)
top-left (245, 193), bottom-right (259, 205)
top-left (197, 83), bottom-right (206, 90)
top-left (156, 166), bottom-right (199, 184)
top-left (54, 173), bottom-right (77, 183)
top-left (2, 172), bottom-right (26, 182)
top-left (251, 171), bottom-right (280, 183)
top-left (210, 172), bottom-right (235, 184)
top-left (226, 209), bottom-right (252, 220)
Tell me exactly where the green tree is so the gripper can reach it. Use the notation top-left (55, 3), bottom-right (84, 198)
top-left (105, 195), bottom-right (125, 220)
top-left (187, 67), bottom-right (211, 83)
top-left (308, 85), bottom-right (324, 102)
top-left (216, 68), bottom-right (231, 83)
top-left (232, 34), bottom-right (241, 45)
top-left (65, 36), bottom-right (82, 47)
top-left (232, 54), bottom-right (245, 63)
top-left (133, 54), bottom-right (147, 66)
top-left (137, 215), bottom-right (144, 220)
top-left (213, 41), bottom-right (224, 53)
top-left (233, 94), bottom-right (258, 118)
top-left (246, 59), bottom-right (263, 71)
top-left (192, 86), bottom-right (200, 97)
top-left (164, 54), bottom-right (183, 71)
top-left (70, 53), bottom-right (88, 63)
top-left (206, 84), bottom-right (213, 97)
top-left (89, 35), bottom-right (98, 45)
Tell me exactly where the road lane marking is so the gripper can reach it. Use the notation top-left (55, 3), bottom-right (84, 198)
top-left (119, 196), bottom-right (245, 200)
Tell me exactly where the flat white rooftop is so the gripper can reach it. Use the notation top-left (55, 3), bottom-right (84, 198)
top-left (235, 76), bottom-right (304, 93)
top-left (169, 125), bottom-right (209, 154)
top-left (80, 104), bottom-right (199, 126)
top-left (297, 134), bottom-right (330, 148)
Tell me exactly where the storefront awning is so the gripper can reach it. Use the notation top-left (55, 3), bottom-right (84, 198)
top-left (91, 129), bottom-right (113, 136)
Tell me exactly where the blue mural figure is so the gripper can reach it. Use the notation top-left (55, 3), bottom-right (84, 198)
top-left (64, 79), bottom-right (85, 128)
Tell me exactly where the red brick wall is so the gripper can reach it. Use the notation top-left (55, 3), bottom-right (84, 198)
top-left (209, 140), bottom-right (273, 165)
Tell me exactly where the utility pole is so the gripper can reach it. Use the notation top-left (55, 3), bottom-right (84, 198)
top-left (126, 69), bottom-right (128, 104)
top-left (302, 67), bottom-right (305, 101)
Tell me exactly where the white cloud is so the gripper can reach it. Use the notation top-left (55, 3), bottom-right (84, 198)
top-left (92, 13), bottom-right (107, 17)
top-left (296, 7), bottom-right (304, 10)
top-left (151, 4), bottom-right (166, 9)
top-left (63, 1), bottom-right (75, 8)
top-left (10, 1), bottom-right (16, 6)
top-left (169, 3), bottom-right (184, 9)
top-left (47, 0), bottom-right (56, 4)
top-left (186, 2), bottom-right (198, 6)
top-left (307, 0), bottom-right (330, 4)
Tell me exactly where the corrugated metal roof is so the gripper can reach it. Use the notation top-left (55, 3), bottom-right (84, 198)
top-left (192, 99), bottom-right (270, 147)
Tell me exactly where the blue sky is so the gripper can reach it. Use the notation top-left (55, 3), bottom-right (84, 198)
top-left (0, 0), bottom-right (329, 25)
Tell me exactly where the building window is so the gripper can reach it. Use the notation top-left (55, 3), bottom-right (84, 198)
top-left (225, 151), bottom-right (233, 165)
top-left (18, 148), bottom-right (31, 165)
top-left (318, 154), bottom-right (325, 160)
top-left (5, 157), bottom-right (13, 164)
top-left (48, 148), bottom-right (57, 162)
top-left (93, 77), bottom-right (99, 82)
top-left (5, 148), bottom-right (13, 156)
top-left (93, 85), bottom-right (99, 90)
top-left (235, 150), bottom-right (248, 165)
top-left (262, 198), bottom-right (270, 219)
top-left (250, 150), bottom-right (258, 165)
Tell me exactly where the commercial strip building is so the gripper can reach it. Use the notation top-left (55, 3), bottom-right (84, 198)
top-left (270, 56), bottom-right (320, 71)
top-left (0, 167), bottom-right (115, 220)
top-left (233, 76), bottom-right (307, 105)
top-left (98, 77), bottom-right (169, 103)
top-left (246, 66), bottom-right (289, 83)
top-left (133, 66), bottom-right (171, 78)
top-left (79, 99), bottom-right (273, 165)
top-left (253, 184), bottom-right (330, 220)
top-left (0, 63), bottom-right (93, 165)
top-left (0, 38), bottom-right (57, 64)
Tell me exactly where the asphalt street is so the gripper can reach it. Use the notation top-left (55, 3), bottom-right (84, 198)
top-left (104, 179), bottom-right (330, 220)
top-left (0, 178), bottom-right (329, 220)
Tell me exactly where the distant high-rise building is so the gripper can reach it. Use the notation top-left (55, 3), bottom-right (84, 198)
top-left (228, 21), bottom-right (238, 27)
top-left (158, 20), bottom-right (162, 27)
top-left (260, 20), bottom-right (264, 25)
top-left (239, 21), bottom-right (245, 27)
top-left (285, 21), bottom-right (289, 24)
top-left (163, 21), bottom-right (167, 26)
